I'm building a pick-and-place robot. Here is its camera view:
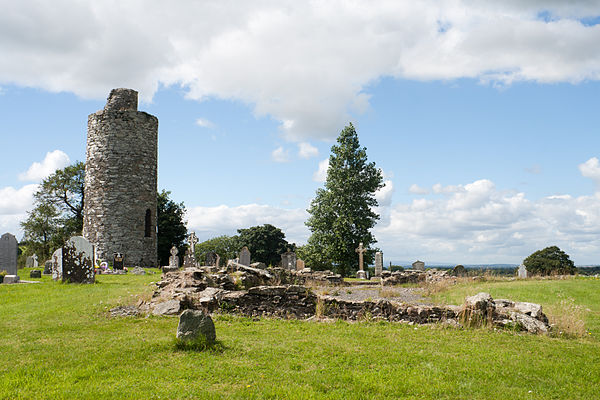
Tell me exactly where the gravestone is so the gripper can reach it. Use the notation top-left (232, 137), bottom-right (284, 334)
top-left (113, 253), bottom-right (124, 270)
top-left (205, 251), bottom-right (218, 267)
top-left (62, 236), bottom-right (95, 284)
top-left (183, 248), bottom-right (196, 268)
top-left (51, 248), bottom-right (62, 281)
top-left (375, 252), bottom-right (383, 277)
top-left (239, 247), bottom-right (251, 266)
top-left (30, 270), bottom-right (41, 278)
top-left (0, 233), bottom-right (18, 276)
top-left (355, 242), bottom-right (367, 279)
top-left (517, 264), bottom-right (528, 279)
top-left (280, 250), bottom-right (296, 270)
top-left (412, 260), bottom-right (425, 271)
top-left (169, 246), bottom-right (179, 268)
top-left (43, 260), bottom-right (53, 274)
top-left (296, 259), bottom-right (305, 271)
top-left (26, 255), bottom-right (38, 269)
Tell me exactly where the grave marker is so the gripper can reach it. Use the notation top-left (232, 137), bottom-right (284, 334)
top-left (239, 247), bottom-right (251, 266)
top-left (0, 233), bottom-right (18, 276)
top-left (62, 236), bottom-right (95, 284)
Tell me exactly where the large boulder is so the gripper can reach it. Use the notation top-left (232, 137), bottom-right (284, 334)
top-left (176, 309), bottom-right (216, 343)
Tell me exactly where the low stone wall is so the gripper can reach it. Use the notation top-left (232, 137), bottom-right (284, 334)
top-left (146, 268), bottom-right (550, 334)
top-left (381, 269), bottom-right (455, 286)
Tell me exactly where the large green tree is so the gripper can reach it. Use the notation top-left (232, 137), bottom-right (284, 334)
top-left (305, 123), bottom-right (384, 276)
top-left (21, 161), bottom-right (85, 258)
top-left (237, 224), bottom-right (292, 266)
top-left (523, 246), bottom-right (576, 276)
top-left (20, 203), bottom-right (61, 260)
top-left (156, 190), bottom-right (187, 266)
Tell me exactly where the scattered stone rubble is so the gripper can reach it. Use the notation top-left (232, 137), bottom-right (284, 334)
top-left (139, 266), bottom-right (551, 334)
top-left (380, 269), bottom-right (455, 286)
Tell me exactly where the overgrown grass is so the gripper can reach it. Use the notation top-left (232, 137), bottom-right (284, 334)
top-left (0, 271), bottom-right (599, 399)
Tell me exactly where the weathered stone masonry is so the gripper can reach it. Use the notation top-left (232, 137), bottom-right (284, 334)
top-left (83, 88), bottom-right (158, 267)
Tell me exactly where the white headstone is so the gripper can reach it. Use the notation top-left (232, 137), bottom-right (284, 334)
top-left (51, 248), bottom-right (62, 281)
top-left (518, 264), bottom-right (528, 279)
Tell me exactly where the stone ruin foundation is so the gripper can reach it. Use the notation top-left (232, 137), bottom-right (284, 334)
top-left (136, 265), bottom-right (551, 335)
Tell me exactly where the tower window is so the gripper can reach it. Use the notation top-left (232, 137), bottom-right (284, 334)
top-left (145, 209), bottom-right (152, 237)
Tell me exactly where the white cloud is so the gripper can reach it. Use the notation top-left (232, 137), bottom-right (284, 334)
top-left (409, 184), bottom-right (429, 195)
top-left (271, 146), bottom-right (290, 163)
top-left (195, 118), bottom-right (215, 128)
top-left (579, 157), bottom-right (600, 184)
top-left (313, 158), bottom-right (329, 182)
top-left (0, 184), bottom-right (38, 238)
top-left (432, 183), bottom-right (464, 194)
top-left (186, 203), bottom-right (309, 244)
top-left (298, 142), bottom-right (319, 159)
top-left (1, 2), bottom-right (599, 141)
top-left (18, 150), bottom-right (70, 182)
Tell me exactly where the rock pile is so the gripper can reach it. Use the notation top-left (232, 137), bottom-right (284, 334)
top-left (381, 269), bottom-right (454, 286)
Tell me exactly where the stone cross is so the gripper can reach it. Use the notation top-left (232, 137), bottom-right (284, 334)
top-left (188, 232), bottom-right (198, 254)
top-left (355, 242), bottom-right (367, 279)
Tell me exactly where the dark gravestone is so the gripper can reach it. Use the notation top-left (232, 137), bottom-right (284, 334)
top-left (43, 260), bottom-right (52, 275)
top-left (280, 251), bottom-right (297, 270)
top-left (30, 270), bottom-right (42, 278)
top-left (113, 253), bottom-right (124, 270)
top-left (205, 251), bottom-right (218, 267)
top-left (62, 236), bottom-right (95, 284)
top-left (0, 233), bottom-right (18, 276)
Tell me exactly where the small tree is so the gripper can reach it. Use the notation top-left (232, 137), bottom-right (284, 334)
top-left (523, 246), bottom-right (576, 276)
top-left (157, 190), bottom-right (187, 266)
top-left (237, 224), bottom-right (291, 266)
top-left (20, 203), bottom-right (61, 260)
top-left (305, 123), bottom-right (384, 276)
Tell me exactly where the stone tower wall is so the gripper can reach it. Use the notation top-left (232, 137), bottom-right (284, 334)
top-left (83, 89), bottom-right (158, 267)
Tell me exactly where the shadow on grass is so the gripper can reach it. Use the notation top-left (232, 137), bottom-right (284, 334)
top-left (173, 337), bottom-right (227, 354)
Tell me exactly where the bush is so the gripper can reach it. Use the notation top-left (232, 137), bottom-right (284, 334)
top-left (523, 246), bottom-right (576, 276)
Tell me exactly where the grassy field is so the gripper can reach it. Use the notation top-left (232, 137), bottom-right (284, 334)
top-left (1, 270), bottom-right (599, 399)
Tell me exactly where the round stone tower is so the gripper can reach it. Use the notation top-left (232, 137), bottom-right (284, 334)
top-left (83, 88), bottom-right (158, 267)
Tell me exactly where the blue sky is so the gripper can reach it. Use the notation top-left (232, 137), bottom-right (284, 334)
top-left (1, 1), bottom-right (600, 265)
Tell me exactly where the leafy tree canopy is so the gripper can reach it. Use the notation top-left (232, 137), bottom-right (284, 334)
top-left (194, 235), bottom-right (239, 266)
top-left (157, 190), bottom-right (187, 266)
top-left (21, 161), bottom-right (85, 259)
top-left (304, 123), bottom-right (384, 276)
top-left (523, 246), bottom-right (576, 276)
top-left (237, 224), bottom-right (292, 266)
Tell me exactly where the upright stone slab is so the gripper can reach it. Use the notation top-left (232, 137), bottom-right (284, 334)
top-left (280, 251), bottom-right (296, 270)
top-left (26, 255), bottom-right (37, 269)
top-left (205, 251), bottom-right (218, 266)
top-left (0, 233), bottom-right (18, 276)
top-left (412, 260), bottom-right (425, 271)
top-left (517, 264), bottom-right (528, 279)
top-left (62, 236), bottom-right (95, 284)
top-left (168, 246), bottom-right (179, 268)
top-left (296, 259), bottom-right (305, 271)
top-left (51, 248), bottom-right (62, 281)
top-left (239, 247), bottom-right (251, 266)
top-left (43, 260), bottom-right (52, 275)
top-left (375, 252), bottom-right (383, 277)
top-left (113, 253), bottom-right (124, 270)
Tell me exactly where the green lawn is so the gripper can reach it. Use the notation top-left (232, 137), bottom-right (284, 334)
top-left (1, 270), bottom-right (599, 399)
